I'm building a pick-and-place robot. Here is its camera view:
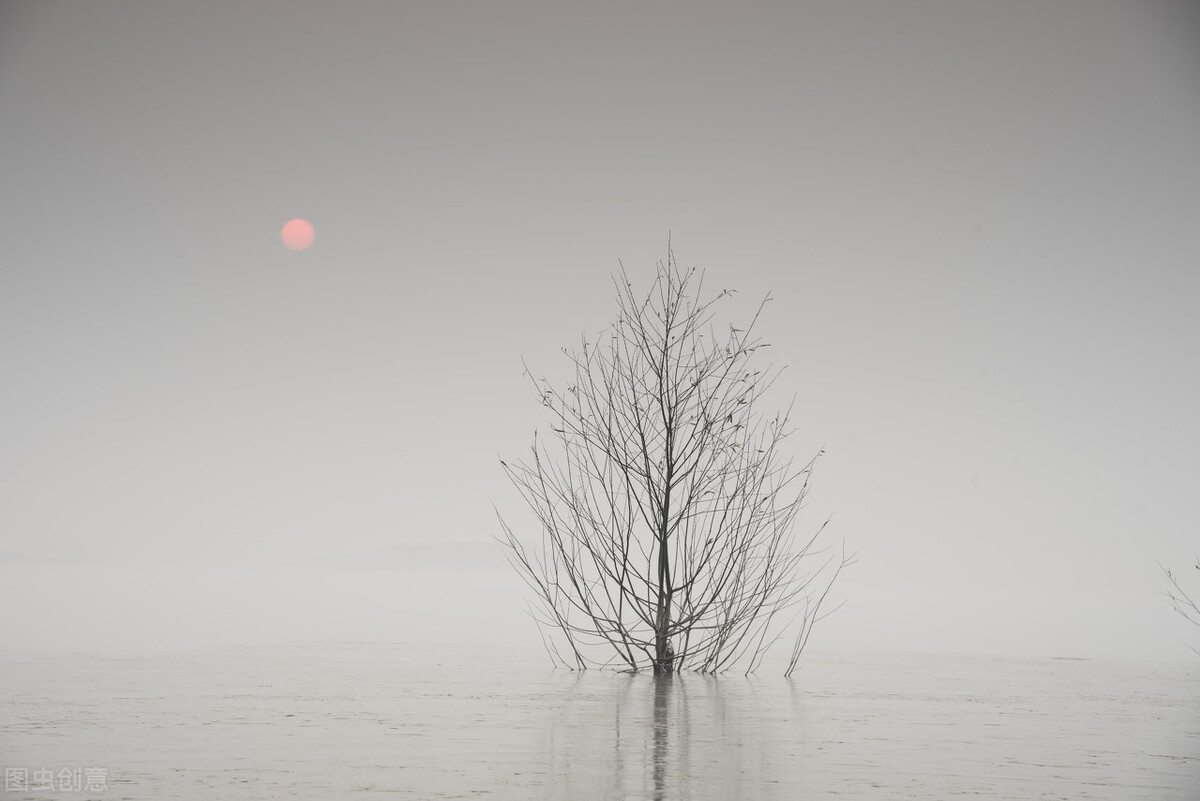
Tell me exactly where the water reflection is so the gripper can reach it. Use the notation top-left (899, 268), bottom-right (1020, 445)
top-left (541, 670), bottom-right (801, 800)
top-left (4, 646), bottom-right (1196, 799)
top-left (651, 674), bottom-right (671, 801)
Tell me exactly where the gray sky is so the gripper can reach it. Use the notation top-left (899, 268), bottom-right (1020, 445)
top-left (2, 0), bottom-right (1198, 660)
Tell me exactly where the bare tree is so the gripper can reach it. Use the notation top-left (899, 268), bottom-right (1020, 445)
top-left (498, 249), bottom-right (852, 675)
top-left (1162, 558), bottom-right (1200, 655)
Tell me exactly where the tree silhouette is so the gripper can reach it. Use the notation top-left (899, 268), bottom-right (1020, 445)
top-left (1163, 557), bottom-right (1200, 655)
top-left (499, 249), bottom-right (851, 675)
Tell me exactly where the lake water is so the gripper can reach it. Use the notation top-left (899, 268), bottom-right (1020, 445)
top-left (2, 643), bottom-right (1197, 799)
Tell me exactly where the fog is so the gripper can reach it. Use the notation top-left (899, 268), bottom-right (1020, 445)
top-left (2, 1), bottom-right (1199, 661)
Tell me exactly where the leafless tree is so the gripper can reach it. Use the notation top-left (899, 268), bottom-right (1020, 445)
top-left (1162, 558), bottom-right (1200, 655)
top-left (498, 249), bottom-right (852, 676)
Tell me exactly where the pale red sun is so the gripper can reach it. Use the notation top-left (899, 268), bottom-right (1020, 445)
top-left (281, 218), bottom-right (315, 251)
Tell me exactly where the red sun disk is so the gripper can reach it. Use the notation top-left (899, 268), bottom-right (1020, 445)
top-left (281, 218), bottom-right (315, 251)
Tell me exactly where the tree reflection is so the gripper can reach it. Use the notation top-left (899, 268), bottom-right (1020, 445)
top-left (540, 669), bottom-right (802, 800)
top-left (652, 673), bottom-right (676, 801)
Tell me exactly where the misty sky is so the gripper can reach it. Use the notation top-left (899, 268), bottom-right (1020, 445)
top-left (2, 1), bottom-right (1198, 660)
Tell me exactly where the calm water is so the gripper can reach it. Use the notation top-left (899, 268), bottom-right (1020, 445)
top-left (2, 643), bottom-right (1197, 799)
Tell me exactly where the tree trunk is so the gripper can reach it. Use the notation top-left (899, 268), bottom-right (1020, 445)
top-left (652, 640), bottom-right (675, 675)
top-left (654, 468), bottom-right (675, 674)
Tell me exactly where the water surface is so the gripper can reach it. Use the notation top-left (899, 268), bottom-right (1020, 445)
top-left (2, 643), bottom-right (1197, 799)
